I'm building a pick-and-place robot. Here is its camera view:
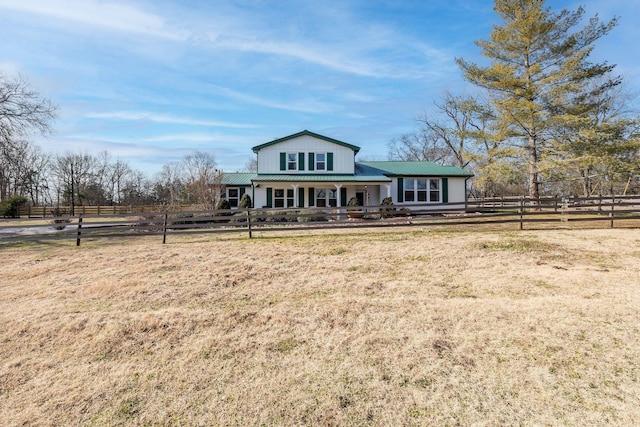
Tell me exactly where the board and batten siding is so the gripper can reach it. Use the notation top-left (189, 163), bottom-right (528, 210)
top-left (257, 135), bottom-right (355, 174)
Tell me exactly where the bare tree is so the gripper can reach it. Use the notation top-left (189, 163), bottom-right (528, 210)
top-left (0, 72), bottom-right (56, 201)
top-left (0, 72), bottom-right (56, 159)
top-left (52, 152), bottom-right (96, 215)
top-left (244, 156), bottom-right (258, 172)
top-left (182, 151), bottom-right (221, 208)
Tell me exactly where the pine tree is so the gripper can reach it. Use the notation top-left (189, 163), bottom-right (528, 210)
top-left (457, 0), bottom-right (618, 199)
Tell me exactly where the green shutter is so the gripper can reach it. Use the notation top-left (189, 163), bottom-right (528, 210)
top-left (298, 188), bottom-right (305, 207)
top-left (239, 187), bottom-right (245, 197)
top-left (308, 153), bottom-right (314, 171)
top-left (327, 152), bottom-right (334, 171)
top-left (279, 153), bottom-right (286, 171)
top-left (308, 187), bottom-right (315, 207)
top-left (442, 178), bottom-right (448, 203)
top-left (266, 187), bottom-right (273, 208)
top-left (298, 152), bottom-right (305, 171)
top-left (397, 178), bottom-right (404, 203)
top-left (340, 188), bottom-right (347, 206)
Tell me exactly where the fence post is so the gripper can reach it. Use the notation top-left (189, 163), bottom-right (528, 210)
top-left (519, 197), bottom-right (524, 230)
top-left (561, 197), bottom-right (568, 223)
top-left (247, 208), bottom-right (252, 239)
top-left (162, 212), bottom-right (168, 244)
top-left (76, 215), bottom-right (83, 246)
top-left (610, 195), bottom-right (615, 228)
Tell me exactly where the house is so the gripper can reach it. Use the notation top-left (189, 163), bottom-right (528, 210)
top-left (221, 130), bottom-right (473, 210)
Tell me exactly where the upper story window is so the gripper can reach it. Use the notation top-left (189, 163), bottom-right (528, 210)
top-left (316, 153), bottom-right (326, 171)
top-left (287, 153), bottom-right (297, 171)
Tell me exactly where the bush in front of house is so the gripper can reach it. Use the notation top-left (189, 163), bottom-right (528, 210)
top-left (238, 193), bottom-right (252, 209)
top-left (347, 196), bottom-right (363, 218)
top-left (380, 197), bottom-right (395, 218)
top-left (0, 195), bottom-right (28, 218)
top-left (214, 198), bottom-right (232, 222)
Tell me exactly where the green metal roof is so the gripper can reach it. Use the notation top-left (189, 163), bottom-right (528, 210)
top-left (251, 130), bottom-right (361, 154)
top-left (220, 173), bottom-right (256, 186)
top-left (360, 161), bottom-right (474, 177)
top-left (221, 161), bottom-right (471, 187)
top-left (251, 174), bottom-right (391, 183)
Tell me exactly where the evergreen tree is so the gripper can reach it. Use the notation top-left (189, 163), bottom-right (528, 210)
top-left (457, 0), bottom-right (618, 199)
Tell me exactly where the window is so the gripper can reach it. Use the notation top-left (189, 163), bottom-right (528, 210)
top-left (404, 179), bottom-right (415, 202)
top-left (274, 188), bottom-right (294, 208)
top-left (429, 180), bottom-right (439, 202)
top-left (274, 189), bottom-right (285, 208)
top-left (328, 189), bottom-right (337, 207)
top-left (287, 153), bottom-right (297, 171)
top-left (286, 189), bottom-right (295, 207)
top-left (315, 188), bottom-right (337, 207)
top-left (403, 178), bottom-right (440, 203)
top-left (316, 153), bottom-right (326, 171)
top-left (417, 179), bottom-right (427, 202)
top-left (316, 189), bottom-right (327, 207)
top-left (227, 188), bottom-right (239, 207)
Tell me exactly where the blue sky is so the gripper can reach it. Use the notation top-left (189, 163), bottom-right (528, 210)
top-left (1, 0), bottom-right (638, 175)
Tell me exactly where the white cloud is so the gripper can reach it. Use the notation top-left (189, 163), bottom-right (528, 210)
top-left (209, 86), bottom-right (334, 114)
top-left (0, 0), bottom-right (186, 40)
top-left (85, 111), bottom-right (258, 129)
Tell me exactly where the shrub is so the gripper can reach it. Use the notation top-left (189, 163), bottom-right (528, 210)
top-left (214, 198), bottom-right (232, 223)
top-left (238, 193), bottom-right (252, 209)
top-left (297, 209), bottom-right (328, 222)
top-left (0, 195), bottom-right (28, 218)
top-left (215, 198), bottom-right (231, 211)
top-left (380, 197), bottom-right (395, 218)
top-left (347, 196), bottom-right (363, 218)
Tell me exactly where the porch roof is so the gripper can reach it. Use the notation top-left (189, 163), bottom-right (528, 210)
top-left (251, 174), bottom-right (391, 183)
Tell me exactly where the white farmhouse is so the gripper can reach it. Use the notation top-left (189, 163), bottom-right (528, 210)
top-left (221, 130), bottom-right (473, 210)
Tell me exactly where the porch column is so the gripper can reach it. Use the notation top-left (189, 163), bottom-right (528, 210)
top-left (291, 184), bottom-right (299, 207)
top-left (385, 184), bottom-right (391, 198)
top-left (335, 184), bottom-right (343, 207)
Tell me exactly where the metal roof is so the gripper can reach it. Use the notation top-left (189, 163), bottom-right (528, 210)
top-left (221, 161), bottom-right (471, 187)
top-left (360, 161), bottom-right (474, 177)
top-left (251, 130), bottom-right (361, 154)
top-left (251, 174), bottom-right (391, 183)
top-left (220, 173), bottom-right (256, 186)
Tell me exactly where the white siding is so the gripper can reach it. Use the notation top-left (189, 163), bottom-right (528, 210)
top-left (257, 135), bottom-right (355, 174)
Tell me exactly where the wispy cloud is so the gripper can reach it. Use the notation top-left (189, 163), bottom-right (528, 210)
top-left (209, 86), bottom-right (334, 114)
top-left (0, 0), bottom-right (186, 40)
top-left (85, 111), bottom-right (259, 129)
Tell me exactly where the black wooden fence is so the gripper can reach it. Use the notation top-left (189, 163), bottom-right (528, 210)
top-left (2, 195), bottom-right (640, 246)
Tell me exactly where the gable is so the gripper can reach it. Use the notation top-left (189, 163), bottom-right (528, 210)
top-left (252, 130), bottom-right (360, 153)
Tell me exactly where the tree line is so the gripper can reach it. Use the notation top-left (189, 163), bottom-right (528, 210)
top-left (0, 70), bottom-right (223, 210)
top-left (389, 0), bottom-right (640, 198)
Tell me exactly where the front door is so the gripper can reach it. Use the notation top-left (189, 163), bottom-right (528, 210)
top-left (356, 191), bottom-right (365, 206)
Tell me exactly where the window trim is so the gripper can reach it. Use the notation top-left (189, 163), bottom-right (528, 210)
top-left (286, 152), bottom-right (298, 171)
top-left (402, 178), bottom-right (441, 203)
top-left (315, 152), bottom-right (326, 171)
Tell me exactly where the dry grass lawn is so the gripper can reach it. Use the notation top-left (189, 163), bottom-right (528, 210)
top-left (1, 228), bottom-right (640, 426)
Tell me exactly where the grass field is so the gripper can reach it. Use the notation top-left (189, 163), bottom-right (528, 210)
top-left (1, 228), bottom-right (639, 426)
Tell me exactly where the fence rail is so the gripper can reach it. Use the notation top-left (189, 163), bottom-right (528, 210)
top-left (16, 204), bottom-right (200, 218)
top-left (3, 195), bottom-right (640, 246)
